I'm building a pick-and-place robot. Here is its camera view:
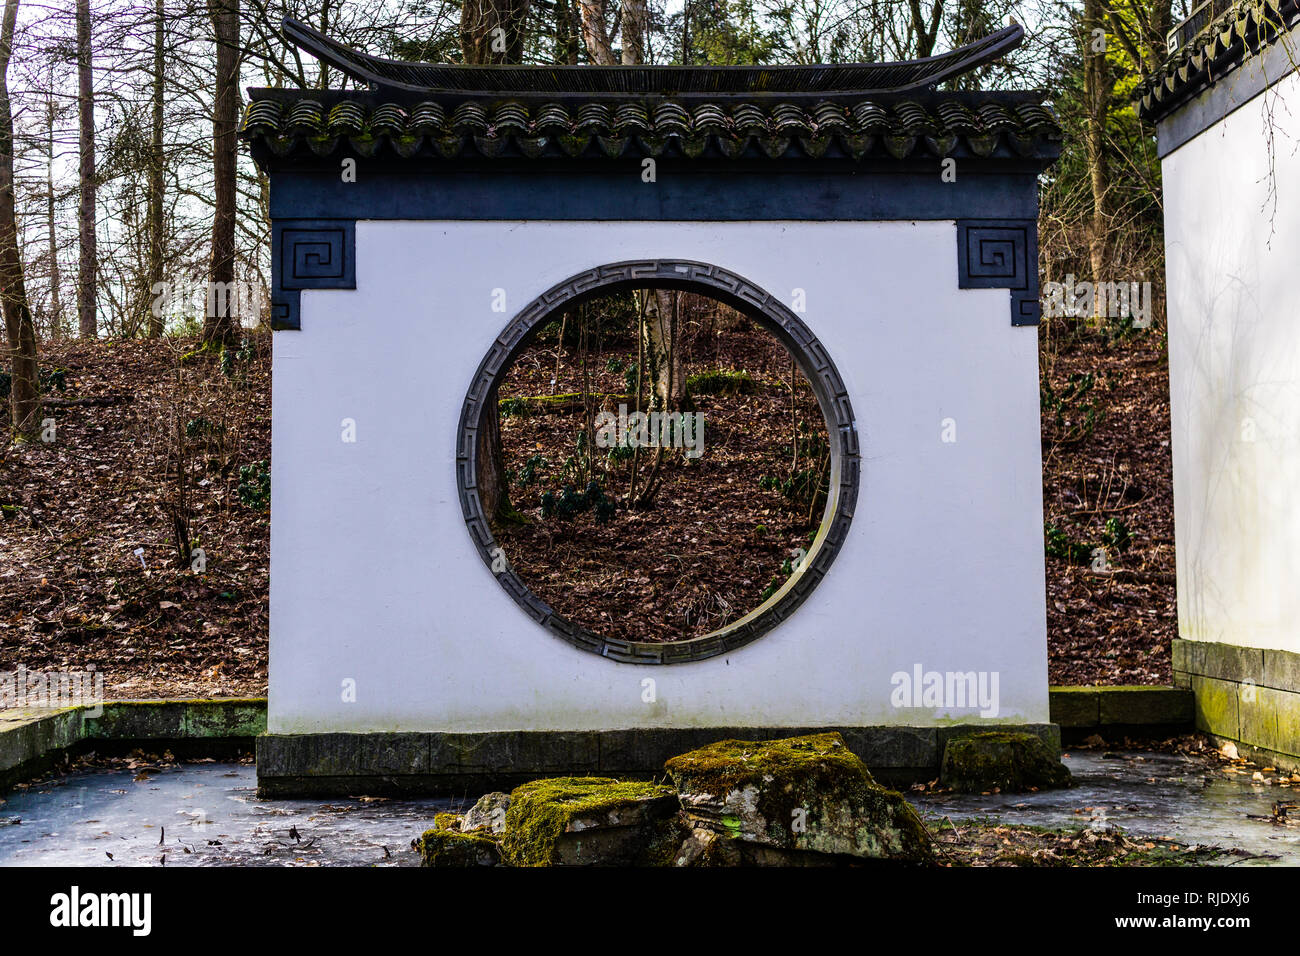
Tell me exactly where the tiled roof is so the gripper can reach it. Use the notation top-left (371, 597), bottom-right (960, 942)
top-left (279, 16), bottom-right (1026, 97)
top-left (239, 94), bottom-right (1062, 161)
top-left (1137, 0), bottom-right (1300, 121)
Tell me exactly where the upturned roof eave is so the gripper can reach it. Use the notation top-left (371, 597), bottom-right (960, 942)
top-left (280, 16), bottom-right (1028, 98)
top-left (1135, 0), bottom-right (1300, 123)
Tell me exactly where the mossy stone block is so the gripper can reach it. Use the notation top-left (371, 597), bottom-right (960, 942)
top-left (1199, 643), bottom-right (1265, 683)
top-left (84, 702), bottom-right (187, 739)
top-left (1190, 675), bottom-right (1239, 739)
top-left (433, 812), bottom-right (462, 831)
top-left (940, 731), bottom-right (1071, 793)
top-left (1172, 639), bottom-right (1198, 675)
top-left (1264, 649), bottom-right (1300, 694)
top-left (418, 828), bottom-right (500, 867)
top-left (1049, 687), bottom-right (1100, 727)
top-left (938, 723), bottom-right (1060, 757)
top-left (256, 733), bottom-right (361, 776)
top-left (182, 700), bottom-right (267, 738)
top-left (360, 733), bottom-right (429, 775)
top-left (502, 777), bottom-right (683, 866)
top-left (1269, 687), bottom-right (1300, 759)
top-left (838, 725), bottom-right (937, 769)
top-left (0, 708), bottom-right (81, 772)
top-left (461, 791), bottom-right (511, 834)
top-left (1098, 687), bottom-right (1193, 726)
top-left (1239, 686), bottom-right (1277, 755)
top-left (665, 732), bottom-right (932, 862)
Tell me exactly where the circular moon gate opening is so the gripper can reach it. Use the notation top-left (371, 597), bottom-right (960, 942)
top-left (458, 261), bottom-right (859, 664)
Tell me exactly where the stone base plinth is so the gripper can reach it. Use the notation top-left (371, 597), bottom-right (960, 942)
top-left (254, 723), bottom-right (1061, 797)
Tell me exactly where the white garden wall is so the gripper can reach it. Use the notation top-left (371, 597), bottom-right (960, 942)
top-left (267, 219), bottom-right (1049, 734)
top-left (1162, 68), bottom-right (1300, 655)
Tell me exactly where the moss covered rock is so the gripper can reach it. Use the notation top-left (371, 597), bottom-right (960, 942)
top-left (501, 777), bottom-right (684, 867)
top-left (432, 811), bottom-right (462, 832)
top-left (417, 828), bottom-right (501, 867)
top-left (940, 732), bottom-right (1072, 793)
top-left (664, 732), bottom-right (932, 863)
top-left (460, 791), bottom-right (511, 834)
top-left (686, 369), bottom-right (756, 396)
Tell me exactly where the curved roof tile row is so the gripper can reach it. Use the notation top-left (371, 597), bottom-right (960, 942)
top-left (240, 96), bottom-right (1062, 161)
top-left (1137, 0), bottom-right (1300, 121)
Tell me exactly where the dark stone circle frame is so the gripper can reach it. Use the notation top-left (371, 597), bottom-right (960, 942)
top-left (456, 259), bottom-right (861, 665)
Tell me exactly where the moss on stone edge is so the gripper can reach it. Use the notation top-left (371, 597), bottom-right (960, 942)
top-left (501, 776), bottom-right (679, 867)
top-left (686, 369), bottom-right (757, 396)
top-left (433, 812), bottom-right (462, 832)
top-left (664, 732), bottom-right (932, 861)
top-left (417, 827), bottom-right (500, 867)
top-left (940, 731), bottom-right (1072, 793)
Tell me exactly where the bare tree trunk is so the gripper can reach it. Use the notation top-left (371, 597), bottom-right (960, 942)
top-left (620, 0), bottom-right (647, 64)
top-left (76, 0), bottom-right (96, 338)
top-left (556, 0), bottom-right (579, 63)
top-left (319, 0), bottom-right (330, 86)
top-left (460, 0), bottom-right (530, 63)
top-left (463, 0), bottom-right (530, 523)
top-left (577, 0), bottom-right (615, 63)
top-left (643, 289), bottom-right (686, 409)
top-left (45, 67), bottom-right (62, 338)
top-left (1, 0), bottom-right (39, 441)
top-left (204, 0), bottom-right (239, 348)
top-left (146, 0), bottom-right (164, 338)
top-left (1083, 0), bottom-right (1112, 293)
top-left (681, 0), bottom-right (688, 63)
top-left (1150, 0), bottom-right (1172, 57)
top-left (907, 0), bottom-right (942, 57)
top-left (615, 14), bottom-right (686, 411)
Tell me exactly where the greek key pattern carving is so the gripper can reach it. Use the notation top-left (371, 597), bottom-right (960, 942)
top-left (271, 219), bottom-right (356, 330)
top-left (956, 219), bottom-right (1040, 326)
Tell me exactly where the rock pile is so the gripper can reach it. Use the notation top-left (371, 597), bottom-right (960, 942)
top-left (418, 732), bottom-right (938, 866)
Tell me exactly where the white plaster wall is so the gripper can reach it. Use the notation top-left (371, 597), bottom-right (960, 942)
top-left (1162, 69), bottom-right (1300, 653)
top-left (268, 220), bottom-right (1048, 733)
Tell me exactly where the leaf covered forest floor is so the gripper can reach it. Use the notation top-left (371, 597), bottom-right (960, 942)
top-left (0, 313), bottom-right (1175, 698)
top-left (492, 306), bottom-right (829, 643)
top-left (1039, 321), bottom-right (1175, 685)
top-left (0, 337), bottom-right (270, 699)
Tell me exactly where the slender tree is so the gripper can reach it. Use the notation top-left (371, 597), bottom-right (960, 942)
top-left (1082, 0), bottom-right (1112, 289)
top-left (642, 287), bottom-right (687, 410)
top-left (204, 0), bottom-right (240, 347)
top-left (464, 0), bottom-right (529, 523)
top-left (45, 64), bottom-right (62, 337)
top-left (1, 0), bottom-right (39, 441)
top-left (146, 0), bottom-right (165, 337)
top-left (621, 0), bottom-right (647, 63)
top-left (555, 0), bottom-right (579, 63)
top-left (614, 0), bottom-right (687, 411)
top-left (461, 0), bottom-right (531, 63)
top-left (908, 0), bottom-right (943, 56)
top-left (76, 0), bottom-right (96, 338)
top-left (577, 0), bottom-right (614, 62)
top-left (319, 0), bottom-right (331, 85)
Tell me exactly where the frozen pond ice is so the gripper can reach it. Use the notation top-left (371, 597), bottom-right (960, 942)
top-left (2, 747), bottom-right (1297, 866)
top-left (0, 762), bottom-right (456, 867)
top-left (916, 749), bottom-right (1300, 866)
